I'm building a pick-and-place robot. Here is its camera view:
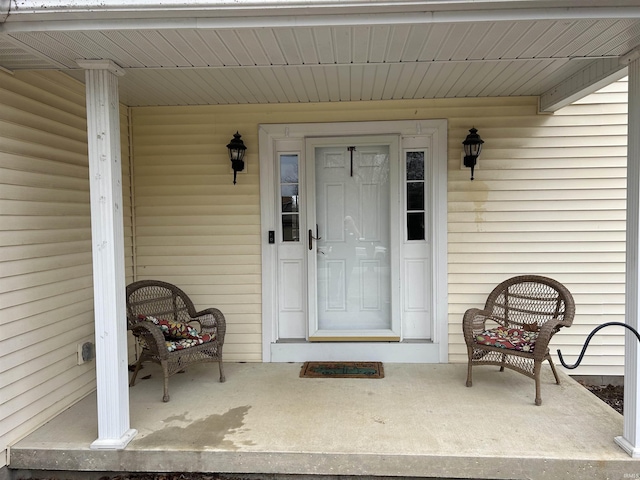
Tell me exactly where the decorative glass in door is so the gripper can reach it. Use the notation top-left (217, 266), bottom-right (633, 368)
top-left (314, 145), bottom-right (391, 332)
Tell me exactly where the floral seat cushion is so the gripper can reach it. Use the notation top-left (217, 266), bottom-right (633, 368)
top-left (137, 315), bottom-right (215, 352)
top-left (163, 335), bottom-right (215, 352)
top-left (475, 326), bottom-right (538, 353)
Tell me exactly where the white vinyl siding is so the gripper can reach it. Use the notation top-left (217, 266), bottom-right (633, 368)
top-left (0, 70), bottom-right (133, 467)
top-left (132, 85), bottom-right (627, 374)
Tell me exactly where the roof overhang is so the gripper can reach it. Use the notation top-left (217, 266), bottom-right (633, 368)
top-left (1, 1), bottom-right (638, 109)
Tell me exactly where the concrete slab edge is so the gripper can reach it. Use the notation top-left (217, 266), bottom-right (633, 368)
top-left (8, 449), bottom-right (638, 480)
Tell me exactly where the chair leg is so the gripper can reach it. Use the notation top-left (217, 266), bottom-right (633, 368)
top-left (499, 353), bottom-right (506, 372)
top-left (466, 348), bottom-right (473, 387)
top-left (219, 360), bottom-right (226, 383)
top-left (161, 360), bottom-right (170, 402)
top-left (548, 356), bottom-right (561, 385)
top-left (129, 355), bottom-right (144, 387)
top-left (534, 362), bottom-right (542, 406)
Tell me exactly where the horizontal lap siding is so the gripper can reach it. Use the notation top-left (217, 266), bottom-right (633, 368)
top-left (132, 107), bottom-right (262, 362)
top-left (0, 70), bottom-right (133, 467)
top-left (448, 79), bottom-right (628, 376)
top-left (133, 84), bottom-right (627, 373)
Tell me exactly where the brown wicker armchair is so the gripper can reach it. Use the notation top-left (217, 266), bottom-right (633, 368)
top-left (126, 280), bottom-right (226, 402)
top-left (462, 275), bottom-right (575, 405)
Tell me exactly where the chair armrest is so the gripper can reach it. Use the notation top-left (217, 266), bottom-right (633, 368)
top-left (130, 321), bottom-right (169, 359)
top-left (462, 308), bottom-right (493, 346)
top-left (533, 317), bottom-right (571, 361)
top-left (192, 307), bottom-right (226, 345)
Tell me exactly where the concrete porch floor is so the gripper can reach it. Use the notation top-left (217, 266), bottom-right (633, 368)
top-left (8, 363), bottom-right (639, 480)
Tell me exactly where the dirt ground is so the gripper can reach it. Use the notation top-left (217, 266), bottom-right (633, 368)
top-left (100, 476), bottom-right (233, 480)
top-left (582, 383), bottom-right (624, 414)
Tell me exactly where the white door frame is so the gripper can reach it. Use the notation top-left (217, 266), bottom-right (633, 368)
top-left (259, 120), bottom-right (448, 363)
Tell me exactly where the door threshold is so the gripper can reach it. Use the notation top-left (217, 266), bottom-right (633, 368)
top-left (309, 336), bottom-right (401, 342)
top-left (270, 340), bottom-right (442, 363)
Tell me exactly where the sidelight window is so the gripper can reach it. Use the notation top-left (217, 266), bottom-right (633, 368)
top-left (406, 151), bottom-right (425, 241)
top-left (280, 154), bottom-right (300, 242)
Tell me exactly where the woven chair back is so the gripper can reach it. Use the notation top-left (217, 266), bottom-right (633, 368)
top-left (126, 281), bottom-right (195, 328)
top-left (485, 275), bottom-right (575, 329)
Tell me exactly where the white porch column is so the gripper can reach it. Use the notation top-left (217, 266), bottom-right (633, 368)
top-left (616, 52), bottom-right (640, 458)
top-left (78, 59), bottom-right (137, 450)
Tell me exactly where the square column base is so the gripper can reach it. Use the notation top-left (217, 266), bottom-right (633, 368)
top-left (614, 435), bottom-right (640, 458)
top-left (90, 429), bottom-right (137, 450)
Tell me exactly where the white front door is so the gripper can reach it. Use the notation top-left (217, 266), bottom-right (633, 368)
top-left (306, 136), bottom-right (400, 340)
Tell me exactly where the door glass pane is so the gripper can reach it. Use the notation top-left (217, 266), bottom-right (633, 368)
top-left (315, 145), bottom-right (391, 331)
top-left (406, 152), bottom-right (424, 180)
top-left (280, 154), bottom-right (299, 242)
top-left (407, 213), bottom-right (425, 241)
top-left (282, 214), bottom-right (300, 242)
top-left (281, 155), bottom-right (298, 183)
top-left (281, 185), bottom-right (299, 212)
top-left (407, 183), bottom-right (424, 210)
top-left (406, 151), bottom-right (425, 241)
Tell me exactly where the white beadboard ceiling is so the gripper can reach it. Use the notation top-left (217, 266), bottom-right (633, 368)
top-left (1, 2), bottom-right (640, 108)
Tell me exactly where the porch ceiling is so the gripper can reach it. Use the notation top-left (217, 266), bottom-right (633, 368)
top-left (1, 1), bottom-right (640, 109)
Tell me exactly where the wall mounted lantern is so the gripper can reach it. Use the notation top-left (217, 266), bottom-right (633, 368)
top-left (227, 131), bottom-right (247, 185)
top-left (462, 127), bottom-right (484, 180)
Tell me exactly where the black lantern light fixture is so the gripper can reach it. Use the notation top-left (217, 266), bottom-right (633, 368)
top-left (227, 131), bottom-right (247, 185)
top-left (462, 127), bottom-right (484, 180)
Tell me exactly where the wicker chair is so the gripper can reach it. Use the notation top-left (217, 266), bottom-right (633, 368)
top-left (126, 280), bottom-right (226, 402)
top-left (462, 275), bottom-right (575, 405)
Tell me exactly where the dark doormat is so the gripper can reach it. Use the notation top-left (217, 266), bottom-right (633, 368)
top-left (300, 361), bottom-right (384, 378)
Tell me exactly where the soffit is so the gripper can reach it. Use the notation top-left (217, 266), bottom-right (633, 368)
top-left (1, 6), bottom-right (639, 106)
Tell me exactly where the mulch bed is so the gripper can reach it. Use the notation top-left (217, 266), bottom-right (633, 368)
top-left (100, 476), bottom-right (231, 480)
top-left (19, 475), bottom-right (263, 480)
top-left (583, 383), bottom-right (624, 414)
top-left (21, 476), bottom-right (394, 480)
